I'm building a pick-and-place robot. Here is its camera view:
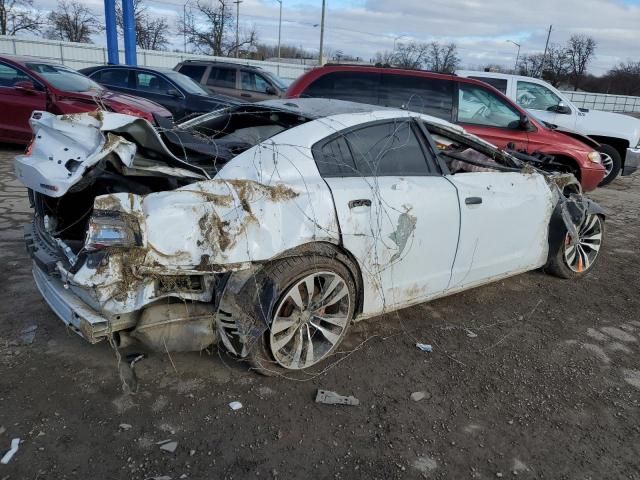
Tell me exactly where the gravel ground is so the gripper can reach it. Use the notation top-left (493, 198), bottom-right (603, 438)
top-left (1, 146), bottom-right (639, 479)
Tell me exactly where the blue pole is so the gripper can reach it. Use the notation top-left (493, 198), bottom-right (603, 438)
top-left (104, 0), bottom-right (119, 65)
top-left (122, 0), bottom-right (137, 66)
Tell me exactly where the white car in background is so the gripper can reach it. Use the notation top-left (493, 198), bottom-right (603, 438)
top-left (14, 99), bottom-right (605, 374)
top-left (457, 70), bottom-right (640, 185)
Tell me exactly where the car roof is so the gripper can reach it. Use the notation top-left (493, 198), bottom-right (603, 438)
top-left (82, 65), bottom-right (178, 75)
top-left (0, 55), bottom-right (64, 67)
top-left (457, 70), bottom-right (545, 83)
top-left (178, 60), bottom-right (262, 70)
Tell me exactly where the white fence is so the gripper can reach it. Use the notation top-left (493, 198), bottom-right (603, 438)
top-left (0, 35), bottom-right (311, 82)
top-left (561, 91), bottom-right (640, 113)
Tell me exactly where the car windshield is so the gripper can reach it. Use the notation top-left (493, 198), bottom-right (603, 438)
top-left (26, 63), bottom-right (103, 93)
top-left (165, 71), bottom-right (209, 96)
top-left (262, 71), bottom-right (288, 90)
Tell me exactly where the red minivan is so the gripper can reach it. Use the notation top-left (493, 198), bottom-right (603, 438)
top-left (0, 55), bottom-right (172, 144)
top-left (286, 65), bottom-right (606, 191)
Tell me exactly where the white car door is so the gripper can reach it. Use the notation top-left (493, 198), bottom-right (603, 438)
top-left (447, 171), bottom-right (554, 290)
top-left (315, 119), bottom-right (460, 316)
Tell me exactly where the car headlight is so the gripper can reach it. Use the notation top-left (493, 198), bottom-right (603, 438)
top-left (587, 151), bottom-right (601, 164)
top-left (85, 213), bottom-right (139, 251)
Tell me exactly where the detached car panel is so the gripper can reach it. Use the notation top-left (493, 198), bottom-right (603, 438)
top-left (15, 99), bottom-right (606, 373)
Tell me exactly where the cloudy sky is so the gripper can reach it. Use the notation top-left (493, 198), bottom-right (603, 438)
top-left (35, 0), bottom-right (640, 74)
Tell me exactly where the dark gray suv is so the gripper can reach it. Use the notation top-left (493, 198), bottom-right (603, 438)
top-left (174, 60), bottom-right (287, 102)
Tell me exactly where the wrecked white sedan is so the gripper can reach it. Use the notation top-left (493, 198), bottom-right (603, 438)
top-left (15, 99), bottom-right (605, 374)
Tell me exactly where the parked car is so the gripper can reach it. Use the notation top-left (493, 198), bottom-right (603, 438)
top-left (15, 99), bottom-right (605, 374)
top-left (79, 65), bottom-right (238, 121)
top-left (0, 55), bottom-right (172, 144)
top-left (457, 70), bottom-right (640, 185)
top-left (285, 65), bottom-right (607, 191)
top-left (174, 60), bottom-right (287, 102)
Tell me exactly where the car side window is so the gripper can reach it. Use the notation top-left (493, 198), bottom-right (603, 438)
top-left (379, 74), bottom-right (454, 121)
top-left (207, 67), bottom-right (236, 88)
top-left (241, 71), bottom-right (271, 93)
top-left (136, 72), bottom-right (172, 93)
top-left (178, 65), bottom-right (207, 82)
top-left (457, 83), bottom-right (521, 129)
top-left (314, 121), bottom-right (432, 177)
top-left (302, 71), bottom-right (380, 105)
top-left (516, 81), bottom-right (563, 111)
top-left (0, 63), bottom-right (30, 87)
top-left (95, 69), bottom-right (130, 88)
top-left (468, 76), bottom-right (508, 95)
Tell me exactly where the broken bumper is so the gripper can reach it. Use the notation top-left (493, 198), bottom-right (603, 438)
top-left (623, 147), bottom-right (640, 176)
top-left (32, 263), bottom-right (132, 343)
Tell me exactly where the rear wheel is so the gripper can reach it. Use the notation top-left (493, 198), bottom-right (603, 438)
top-left (597, 144), bottom-right (622, 186)
top-left (545, 213), bottom-right (604, 279)
top-left (247, 256), bottom-right (356, 376)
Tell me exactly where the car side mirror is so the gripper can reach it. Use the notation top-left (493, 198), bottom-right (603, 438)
top-left (166, 89), bottom-right (181, 97)
top-left (14, 80), bottom-right (38, 94)
top-left (265, 85), bottom-right (277, 95)
top-left (519, 114), bottom-right (530, 130)
top-left (549, 102), bottom-right (571, 115)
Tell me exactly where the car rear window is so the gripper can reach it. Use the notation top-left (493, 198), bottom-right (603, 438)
top-left (313, 120), bottom-right (432, 177)
top-left (207, 67), bottom-right (236, 88)
top-left (301, 71), bottom-right (380, 106)
top-left (178, 64), bottom-right (207, 82)
top-left (379, 74), bottom-right (454, 121)
top-left (94, 69), bottom-right (129, 87)
top-left (301, 70), bottom-right (454, 121)
top-left (468, 76), bottom-right (508, 95)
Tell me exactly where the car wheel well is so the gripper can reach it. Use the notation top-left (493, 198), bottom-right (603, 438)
top-left (588, 136), bottom-right (629, 162)
top-left (549, 155), bottom-right (581, 180)
top-left (270, 241), bottom-right (365, 315)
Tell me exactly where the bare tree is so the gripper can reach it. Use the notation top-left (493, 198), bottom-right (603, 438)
top-left (179, 0), bottom-right (231, 56)
top-left (541, 44), bottom-right (570, 86)
top-left (566, 34), bottom-right (596, 91)
top-left (393, 42), bottom-right (429, 69)
top-left (0, 0), bottom-right (43, 35)
top-left (605, 61), bottom-right (640, 96)
top-left (45, 0), bottom-right (102, 43)
top-left (517, 53), bottom-right (545, 77)
top-left (373, 50), bottom-right (396, 66)
top-left (425, 42), bottom-right (460, 73)
top-left (223, 24), bottom-right (258, 57)
top-left (116, 0), bottom-right (170, 51)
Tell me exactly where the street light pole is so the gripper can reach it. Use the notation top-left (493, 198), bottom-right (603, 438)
top-left (318, 0), bottom-right (326, 65)
top-left (276, 0), bottom-right (282, 63)
top-left (234, 0), bottom-right (243, 58)
top-left (507, 40), bottom-right (521, 72)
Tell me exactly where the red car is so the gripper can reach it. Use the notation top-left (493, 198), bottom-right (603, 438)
top-left (0, 55), bottom-right (172, 144)
top-left (286, 65), bottom-right (606, 191)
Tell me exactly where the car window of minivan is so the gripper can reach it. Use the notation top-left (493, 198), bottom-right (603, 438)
top-left (301, 71), bottom-right (380, 105)
top-left (379, 74), bottom-right (454, 121)
top-left (468, 76), bottom-right (508, 95)
top-left (457, 84), bottom-right (521, 129)
top-left (516, 81), bottom-right (563, 111)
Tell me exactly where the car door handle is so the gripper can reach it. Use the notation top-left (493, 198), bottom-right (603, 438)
top-left (465, 197), bottom-right (483, 205)
top-left (348, 199), bottom-right (372, 209)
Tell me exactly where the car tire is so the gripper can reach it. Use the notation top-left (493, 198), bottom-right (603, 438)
top-left (545, 213), bottom-right (605, 279)
top-left (597, 144), bottom-right (622, 186)
top-left (246, 255), bottom-right (356, 376)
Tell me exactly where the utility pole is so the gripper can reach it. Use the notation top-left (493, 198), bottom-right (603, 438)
top-left (122, 0), bottom-right (137, 66)
top-left (276, 0), bottom-right (282, 63)
top-left (234, 0), bottom-right (242, 58)
top-left (540, 24), bottom-right (552, 77)
top-left (104, 0), bottom-right (119, 64)
top-left (318, 0), bottom-right (326, 65)
top-left (183, 1), bottom-right (188, 53)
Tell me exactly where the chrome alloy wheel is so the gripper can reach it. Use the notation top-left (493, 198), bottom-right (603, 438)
top-left (600, 152), bottom-right (614, 178)
top-left (269, 271), bottom-right (351, 370)
top-left (564, 214), bottom-right (603, 273)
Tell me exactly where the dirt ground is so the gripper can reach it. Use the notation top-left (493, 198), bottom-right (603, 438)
top-left (1, 146), bottom-right (639, 480)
